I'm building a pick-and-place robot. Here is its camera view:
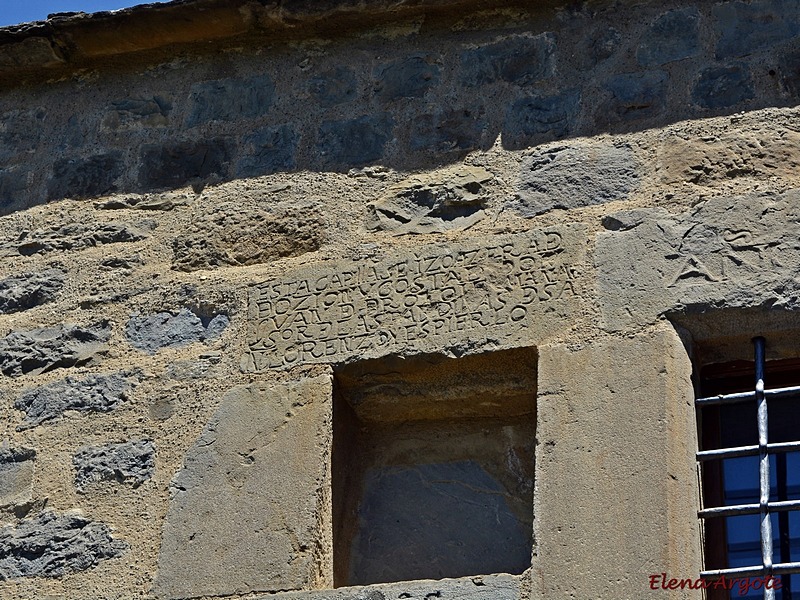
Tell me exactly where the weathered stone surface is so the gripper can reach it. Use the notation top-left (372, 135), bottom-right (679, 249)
top-left (0, 269), bottom-right (64, 314)
top-left (171, 204), bottom-right (325, 271)
top-left (515, 143), bottom-right (640, 216)
top-left (692, 64), bottom-right (755, 109)
top-left (0, 37), bottom-right (64, 69)
top-left (460, 33), bottom-right (555, 86)
top-left (185, 75), bottom-right (274, 127)
top-left (0, 448), bottom-right (36, 508)
top-left (713, 0), bottom-right (800, 59)
top-left (95, 193), bottom-right (186, 211)
top-left (12, 222), bottom-right (147, 255)
top-left (349, 461), bottom-right (531, 586)
top-left (244, 226), bottom-right (585, 370)
top-left (535, 329), bottom-right (700, 598)
top-left (656, 128), bottom-right (800, 185)
top-left (103, 96), bottom-right (172, 129)
top-left (309, 66), bottom-right (358, 107)
top-left (139, 139), bottom-right (231, 189)
top-left (73, 440), bottom-right (155, 492)
top-left (778, 48), bottom-right (800, 96)
top-left (600, 70), bottom-right (668, 123)
top-left (0, 322), bottom-right (112, 377)
top-left (367, 165), bottom-right (492, 234)
top-left (47, 153), bottom-right (124, 200)
top-left (408, 106), bottom-right (486, 153)
top-left (256, 574), bottom-right (520, 600)
top-left (0, 511), bottom-right (128, 579)
top-left (0, 108), bottom-right (45, 163)
top-left (125, 308), bottom-right (228, 354)
top-left (636, 8), bottom-right (701, 66)
top-left (503, 89), bottom-right (581, 148)
top-left (596, 189), bottom-right (800, 331)
top-left (374, 54), bottom-right (440, 101)
top-left (15, 371), bottom-right (136, 429)
top-left (573, 25), bottom-right (621, 70)
top-left (235, 124), bottom-right (298, 178)
top-left (154, 377), bottom-right (332, 598)
top-left (0, 166), bottom-right (29, 210)
top-left (316, 115), bottom-right (393, 168)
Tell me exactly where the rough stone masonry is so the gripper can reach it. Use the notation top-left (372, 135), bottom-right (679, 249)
top-left (0, 0), bottom-right (798, 599)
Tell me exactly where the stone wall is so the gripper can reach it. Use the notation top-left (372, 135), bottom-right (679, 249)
top-left (0, 0), bottom-right (798, 598)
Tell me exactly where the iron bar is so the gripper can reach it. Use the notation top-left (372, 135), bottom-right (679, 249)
top-left (695, 385), bottom-right (800, 407)
top-left (696, 441), bottom-right (800, 461)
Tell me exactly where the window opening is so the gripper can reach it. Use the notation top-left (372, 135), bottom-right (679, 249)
top-left (331, 347), bottom-right (536, 587)
top-left (696, 337), bottom-right (800, 599)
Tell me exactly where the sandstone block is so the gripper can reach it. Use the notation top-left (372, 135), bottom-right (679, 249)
top-left (316, 115), bottom-right (393, 168)
top-left (186, 75), bottom-right (274, 127)
top-left (47, 152), bottom-right (124, 200)
top-left (596, 189), bottom-right (800, 331)
top-left (374, 54), bottom-right (440, 101)
top-left (309, 66), bottom-right (358, 107)
top-left (636, 8), bottom-right (701, 66)
top-left (154, 377), bottom-right (332, 598)
top-left (139, 138), bottom-right (231, 189)
top-left (503, 89), bottom-right (581, 148)
top-left (260, 574), bottom-right (520, 600)
top-left (0, 269), bottom-right (64, 314)
top-left (15, 371), bottom-right (136, 429)
top-left (692, 64), bottom-right (755, 109)
top-left (125, 308), bottom-right (228, 354)
top-left (171, 204), bottom-right (324, 271)
top-left (73, 440), bottom-right (155, 492)
top-left (367, 165), bottom-right (492, 234)
top-left (713, 0), bottom-right (800, 59)
top-left (0, 448), bottom-right (36, 509)
top-left (0, 511), bottom-right (127, 579)
top-left (515, 143), bottom-right (640, 216)
top-left (0, 322), bottom-right (112, 377)
top-left (235, 124), bottom-right (298, 178)
top-left (244, 226), bottom-right (585, 371)
top-left (460, 33), bottom-right (555, 87)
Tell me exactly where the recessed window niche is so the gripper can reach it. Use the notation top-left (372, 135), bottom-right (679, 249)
top-left (332, 346), bottom-right (537, 587)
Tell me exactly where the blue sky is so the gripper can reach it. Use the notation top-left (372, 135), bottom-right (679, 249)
top-left (0, 1), bottom-right (149, 27)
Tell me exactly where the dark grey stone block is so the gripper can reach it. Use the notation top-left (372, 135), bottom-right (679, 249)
top-left (574, 26), bottom-right (621, 70)
top-left (692, 64), bottom-right (755, 109)
top-left (0, 108), bottom-right (45, 163)
top-left (47, 152), bottom-right (123, 200)
top-left (636, 8), bottom-right (701, 66)
top-left (186, 75), bottom-right (274, 127)
top-left (349, 461), bottom-right (531, 585)
top-left (408, 106), bottom-right (486, 153)
top-left (0, 269), bottom-right (64, 314)
top-left (778, 48), bottom-right (800, 96)
top-left (104, 96), bottom-right (172, 129)
top-left (0, 448), bottom-right (36, 508)
top-left (374, 54), bottom-right (440, 101)
top-left (316, 115), bottom-right (393, 168)
top-left (308, 66), bottom-right (358, 107)
top-left (503, 89), bottom-right (581, 149)
top-left (15, 222), bottom-right (147, 255)
top-left (235, 124), bottom-right (298, 178)
top-left (73, 440), bottom-right (155, 492)
top-left (601, 70), bottom-right (668, 123)
top-left (15, 372), bottom-right (136, 429)
top-left (714, 0), bottom-right (800, 59)
top-left (139, 139), bottom-right (230, 189)
top-left (0, 322), bottom-right (112, 377)
top-left (0, 167), bottom-right (29, 210)
top-left (460, 33), bottom-right (555, 87)
top-left (126, 308), bottom-right (229, 354)
top-left (516, 143), bottom-right (640, 216)
top-left (0, 511), bottom-right (127, 578)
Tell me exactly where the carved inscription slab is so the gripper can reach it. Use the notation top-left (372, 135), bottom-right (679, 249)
top-left (244, 226), bottom-right (586, 370)
top-left (596, 190), bottom-right (800, 332)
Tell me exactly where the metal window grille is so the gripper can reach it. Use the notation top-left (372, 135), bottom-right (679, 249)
top-left (696, 337), bottom-right (800, 599)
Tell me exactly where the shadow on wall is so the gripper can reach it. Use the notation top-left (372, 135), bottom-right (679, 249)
top-left (1, 0), bottom-right (799, 214)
